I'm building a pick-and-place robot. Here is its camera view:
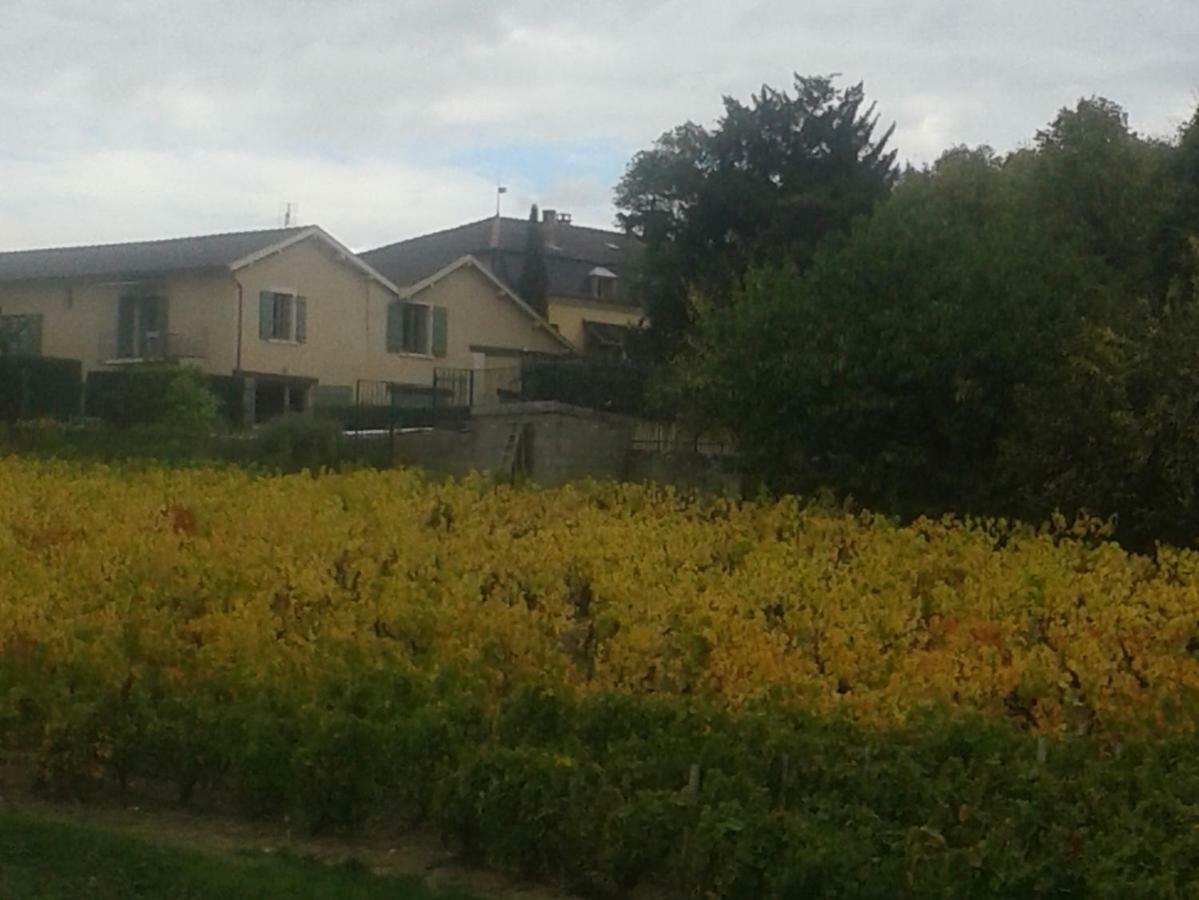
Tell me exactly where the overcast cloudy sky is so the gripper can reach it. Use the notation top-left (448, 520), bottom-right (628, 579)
top-left (1, 0), bottom-right (1196, 251)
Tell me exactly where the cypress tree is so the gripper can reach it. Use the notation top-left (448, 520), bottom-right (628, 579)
top-left (518, 204), bottom-right (550, 317)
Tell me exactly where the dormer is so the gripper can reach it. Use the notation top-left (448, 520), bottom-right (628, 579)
top-left (587, 266), bottom-right (618, 301)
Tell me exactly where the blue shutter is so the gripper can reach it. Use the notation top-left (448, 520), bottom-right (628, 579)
top-left (432, 306), bottom-right (448, 358)
top-left (386, 301), bottom-right (404, 353)
top-left (294, 297), bottom-right (307, 343)
top-left (258, 292), bottom-right (273, 340)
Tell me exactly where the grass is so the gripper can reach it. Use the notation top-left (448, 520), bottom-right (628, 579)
top-left (0, 809), bottom-right (482, 900)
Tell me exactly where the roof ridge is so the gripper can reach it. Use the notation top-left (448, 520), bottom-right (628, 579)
top-left (362, 215), bottom-right (633, 257)
top-left (490, 246), bottom-right (631, 265)
top-left (362, 217), bottom-right (495, 255)
top-left (0, 226), bottom-right (308, 258)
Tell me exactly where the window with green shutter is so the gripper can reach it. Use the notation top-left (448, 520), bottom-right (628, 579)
top-left (0, 314), bottom-right (43, 356)
top-left (258, 292), bottom-right (272, 339)
top-left (431, 306), bottom-right (448, 358)
top-left (387, 301), bottom-right (433, 354)
top-left (386, 300), bottom-right (404, 353)
top-left (258, 291), bottom-right (303, 342)
top-left (294, 297), bottom-right (307, 343)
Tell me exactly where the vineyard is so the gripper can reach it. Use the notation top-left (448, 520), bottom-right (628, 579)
top-left (3, 458), bottom-right (1199, 896)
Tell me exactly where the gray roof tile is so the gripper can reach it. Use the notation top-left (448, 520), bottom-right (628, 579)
top-left (0, 227), bottom-right (307, 284)
top-left (361, 217), bottom-right (642, 304)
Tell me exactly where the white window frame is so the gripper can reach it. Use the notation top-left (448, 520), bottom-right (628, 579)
top-left (264, 287), bottom-right (300, 343)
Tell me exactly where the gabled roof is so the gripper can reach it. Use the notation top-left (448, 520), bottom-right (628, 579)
top-left (360, 216), bottom-right (643, 305)
top-left (404, 254), bottom-right (577, 353)
top-left (0, 227), bottom-right (308, 284)
top-left (0, 226), bottom-right (403, 295)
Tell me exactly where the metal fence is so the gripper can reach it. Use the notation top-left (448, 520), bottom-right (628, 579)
top-left (97, 331), bottom-right (207, 363)
top-left (432, 366), bottom-right (524, 409)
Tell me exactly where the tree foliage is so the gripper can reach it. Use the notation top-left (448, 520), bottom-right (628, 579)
top-left (681, 96), bottom-right (1199, 547)
top-left (616, 74), bottom-right (898, 357)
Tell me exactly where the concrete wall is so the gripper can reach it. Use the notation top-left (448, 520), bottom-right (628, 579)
top-left (546, 295), bottom-right (643, 350)
top-left (394, 402), bottom-right (633, 487)
top-left (392, 402), bottom-right (741, 495)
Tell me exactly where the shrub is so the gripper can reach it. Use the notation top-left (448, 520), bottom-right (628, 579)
top-left (251, 415), bottom-right (344, 471)
top-left (85, 366), bottom-right (218, 433)
top-left (0, 356), bottom-right (81, 422)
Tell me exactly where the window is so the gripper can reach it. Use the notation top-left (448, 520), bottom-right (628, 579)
top-left (401, 302), bottom-right (428, 353)
top-left (258, 291), bottom-right (307, 343)
top-left (271, 293), bottom-right (292, 340)
top-left (387, 301), bottom-right (448, 358)
top-left (592, 277), bottom-right (616, 301)
top-left (117, 295), bottom-right (168, 358)
top-left (587, 266), bottom-right (618, 301)
top-left (0, 314), bottom-right (43, 356)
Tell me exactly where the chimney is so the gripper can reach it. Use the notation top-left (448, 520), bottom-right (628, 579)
top-left (541, 208), bottom-right (556, 224)
top-left (541, 208), bottom-right (558, 245)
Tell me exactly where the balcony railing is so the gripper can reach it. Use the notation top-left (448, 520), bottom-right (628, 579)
top-left (99, 331), bottom-right (207, 363)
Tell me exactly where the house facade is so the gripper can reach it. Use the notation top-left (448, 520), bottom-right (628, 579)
top-left (360, 209), bottom-right (645, 355)
top-left (0, 226), bottom-right (571, 423)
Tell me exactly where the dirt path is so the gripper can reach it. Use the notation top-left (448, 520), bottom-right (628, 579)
top-left (0, 765), bottom-right (578, 900)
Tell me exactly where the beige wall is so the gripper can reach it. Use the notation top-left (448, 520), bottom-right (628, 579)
top-left (0, 238), bottom-right (570, 404)
top-left (405, 265), bottom-right (569, 373)
top-left (234, 237), bottom-right (393, 393)
top-left (546, 295), bottom-right (643, 350)
top-left (236, 243), bottom-right (567, 396)
top-left (0, 271), bottom-right (236, 377)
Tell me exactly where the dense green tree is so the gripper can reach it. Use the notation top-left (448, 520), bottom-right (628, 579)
top-left (680, 146), bottom-right (1114, 518)
top-left (1009, 97), bottom-right (1173, 301)
top-left (1001, 296), bottom-right (1199, 548)
top-left (615, 74), bottom-right (898, 358)
top-left (1159, 109), bottom-right (1199, 306)
top-left (517, 203), bottom-right (549, 318)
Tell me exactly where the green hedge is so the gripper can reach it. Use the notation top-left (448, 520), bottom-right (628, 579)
top-left (0, 355), bottom-right (81, 421)
top-left (8, 671), bottom-right (1198, 898)
top-left (84, 367), bottom-right (218, 431)
top-left (520, 360), bottom-right (654, 417)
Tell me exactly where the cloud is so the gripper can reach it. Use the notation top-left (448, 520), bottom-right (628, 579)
top-left (1, 0), bottom-right (1196, 248)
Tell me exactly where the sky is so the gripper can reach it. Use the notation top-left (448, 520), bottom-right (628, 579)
top-left (1, 0), bottom-right (1197, 252)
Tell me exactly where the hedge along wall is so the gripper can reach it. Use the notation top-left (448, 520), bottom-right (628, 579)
top-left (0, 356), bottom-right (82, 421)
top-left (85, 369), bottom-right (245, 429)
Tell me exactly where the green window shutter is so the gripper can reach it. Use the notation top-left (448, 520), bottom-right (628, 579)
top-left (150, 296), bottom-right (168, 356)
top-left (28, 315), bottom-right (43, 355)
top-left (432, 306), bottom-right (449, 358)
top-left (294, 297), bottom-right (307, 343)
top-left (258, 292), bottom-right (273, 340)
top-left (156, 296), bottom-right (168, 340)
top-left (386, 301), bottom-right (404, 353)
top-left (117, 297), bottom-right (136, 357)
